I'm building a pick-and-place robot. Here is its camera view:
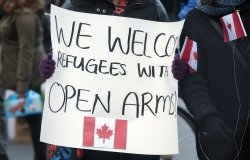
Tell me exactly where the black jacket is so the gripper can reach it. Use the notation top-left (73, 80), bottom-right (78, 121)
top-left (180, 1), bottom-right (250, 159)
top-left (62, 0), bottom-right (169, 22)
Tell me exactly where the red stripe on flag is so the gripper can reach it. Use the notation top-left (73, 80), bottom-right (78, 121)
top-left (83, 117), bottom-right (95, 147)
top-left (232, 11), bottom-right (245, 39)
top-left (114, 120), bottom-right (127, 149)
top-left (220, 18), bottom-right (230, 42)
top-left (181, 38), bottom-right (193, 62)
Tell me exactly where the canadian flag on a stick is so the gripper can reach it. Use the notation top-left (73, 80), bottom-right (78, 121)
top-left (180, 38), bottom-right (198, 73)
top-left (220, 11), bottom-right (247, 42)
top-left (83, 116), bottom-right (128, 149)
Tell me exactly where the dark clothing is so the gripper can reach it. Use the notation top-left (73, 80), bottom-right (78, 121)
top-left (26, 114), bottom-right (46, 160)
top-left (42, 14), bottom-right (52, 53)
top-left (65, 0), bottom-right (169, 22)
top-left (0, 8), bottom-right (46, 160)
top-left (45, 0), bottom-right (66, 12)
top-left (83, 150), bottom-right (160, 160)
top-left (0, 103), bottom-right (8, 160)
top-left (180, 1), bottom-right (250, 159)
top-left (47, 0), bottom-right (169, 159)
top-left (160, 0), bottom-right (182, 21)
top-left (47, 146), bottom-right (160, 160)
top-left (0, 8), bottom-right (45, 95)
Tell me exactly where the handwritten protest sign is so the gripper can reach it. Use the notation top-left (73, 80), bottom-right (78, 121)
top-left (41, 5), bottom-right (184, 155)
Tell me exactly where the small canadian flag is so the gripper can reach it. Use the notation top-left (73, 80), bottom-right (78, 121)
top-left (83, 116), bottom-right (127, 149)
top-left (180, 38), bottom-right (198, 73)
top-left (220, 11), bottom-right (247, 42)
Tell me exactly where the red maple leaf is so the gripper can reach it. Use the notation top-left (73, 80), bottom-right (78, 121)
top-left (193, 51), bottom-right (198, 60)
top-left (96, 123), bottom-right (113, 143)
top-left (227, 22), bottom-right (232, 31)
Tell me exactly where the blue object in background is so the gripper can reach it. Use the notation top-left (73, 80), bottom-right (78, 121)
top-left (178, 0), bottom-right (197, 20)
top-left (3, 90), bottom-right (43, 118)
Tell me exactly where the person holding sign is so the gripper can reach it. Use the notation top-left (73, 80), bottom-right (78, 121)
top-left (40, 0), bottom-right (172, 160)
top-left (0, 0), bottom-right (47, 159)
top-left (172, 0), bottom-right (250, 159)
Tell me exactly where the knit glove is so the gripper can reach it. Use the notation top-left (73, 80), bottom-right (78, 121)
top-left (39, 53), bottom-right (56, 80)
top-left (171, 54), bottom-right (188, 80)
top-left (199, 115), bottom-right (236, 160)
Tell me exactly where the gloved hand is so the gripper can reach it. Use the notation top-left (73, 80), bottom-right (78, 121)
top-left (39, 53), bottom-right (56, 80)
top-left (199, 115), bottom-right (236, 160)
top-left (171, 54), bottom-right (188, 80)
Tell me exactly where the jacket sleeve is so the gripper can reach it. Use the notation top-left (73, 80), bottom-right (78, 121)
top-left (15, 10), bottom-right (37, 95)
top-left (179, 11), bottom-right (220, 124)
top-left (155, 0), bottom-right (170, 22)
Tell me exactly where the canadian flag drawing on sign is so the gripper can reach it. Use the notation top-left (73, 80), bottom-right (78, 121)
top-left (180, 38), bottom-right (198, 73)
top-left (83, 116), bottom-right (127, 149)
top-left (220, 11), bottom-right (247, 42)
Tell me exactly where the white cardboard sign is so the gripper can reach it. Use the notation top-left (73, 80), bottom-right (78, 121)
top-left (41, 5), bottom-right (184, 155)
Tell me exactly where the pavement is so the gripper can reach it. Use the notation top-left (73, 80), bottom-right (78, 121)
top-left (7, 142), bottom-right (33, 160)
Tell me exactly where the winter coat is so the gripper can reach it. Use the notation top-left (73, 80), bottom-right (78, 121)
top-left (62, 0), bottom-right (169, 22)
top-left (179, 1), bottom-right (250, 159)
top-left (0, 8), bottom-right (45, 95)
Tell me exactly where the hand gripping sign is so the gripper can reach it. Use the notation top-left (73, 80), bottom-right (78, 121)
top-left (41, 5), bottom-right (184, 155)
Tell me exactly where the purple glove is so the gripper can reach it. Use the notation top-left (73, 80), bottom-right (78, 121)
top-left (39, 53), bottom-right (56, 80)
top-left (171, 54), bottom-right (188, 80)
